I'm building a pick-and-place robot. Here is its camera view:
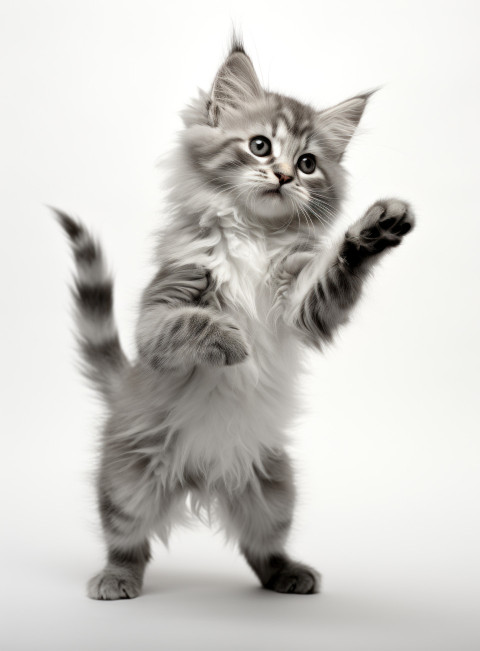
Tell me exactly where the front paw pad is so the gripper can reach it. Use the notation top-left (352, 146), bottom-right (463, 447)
top-left (345, 199), bottom-right (415, 266)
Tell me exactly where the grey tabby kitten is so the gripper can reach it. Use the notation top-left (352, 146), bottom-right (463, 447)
top-left (56, 38), bottom-right (414, 599)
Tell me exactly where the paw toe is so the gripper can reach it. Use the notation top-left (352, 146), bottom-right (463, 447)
top-left (393, 220), bottom-right (412, 235)
top-left (384, 199), bottom-right (409, 218)
top-left (378, 216), bottom-right (396, 229)
top-left (200, 320), bottom-right (249, 367)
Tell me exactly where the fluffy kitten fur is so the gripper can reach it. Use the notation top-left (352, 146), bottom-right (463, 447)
top-left (56, 37), bottom-right (414, 599)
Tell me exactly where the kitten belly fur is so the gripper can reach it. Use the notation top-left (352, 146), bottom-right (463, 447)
top-left (168, 313), bottom-right (299, 491)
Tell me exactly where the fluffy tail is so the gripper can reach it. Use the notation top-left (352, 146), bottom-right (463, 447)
top-left (53, 208), bottom-right (129, 401)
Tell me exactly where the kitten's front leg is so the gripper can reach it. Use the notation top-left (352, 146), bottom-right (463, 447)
top-left (136, 264), bottom-right (249, 370)
top-left (142, 306), bottom-right (250, 370)
top-left (283, 199), bottom-right (415, 346)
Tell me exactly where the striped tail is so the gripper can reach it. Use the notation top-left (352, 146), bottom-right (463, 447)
top-left (53, 208), bottom-right (129, 401)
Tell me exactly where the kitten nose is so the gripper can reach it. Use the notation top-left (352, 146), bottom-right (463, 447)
top-left (274, 172), bottom-right (293, 186)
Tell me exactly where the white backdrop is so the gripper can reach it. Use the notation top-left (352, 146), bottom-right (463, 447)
top-left (1, 1), bottom-right (479, 650)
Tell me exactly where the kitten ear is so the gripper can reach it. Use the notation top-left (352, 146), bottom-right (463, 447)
top-left (317, 90), bottom-right (375, 161)
top-left (208, 41), bottom-right (263, 126)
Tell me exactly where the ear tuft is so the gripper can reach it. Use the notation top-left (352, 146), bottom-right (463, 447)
top-left (229, 29), bottom-right (246, 56)
top-left (317, 89), bottom-right (377, 161)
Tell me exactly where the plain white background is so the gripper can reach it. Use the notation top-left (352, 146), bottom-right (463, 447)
top-left (1, 1), bottom-right (479, 649)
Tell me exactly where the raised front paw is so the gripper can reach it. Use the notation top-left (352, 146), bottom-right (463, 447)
top-left (343, 199), bottom-right (415, 268)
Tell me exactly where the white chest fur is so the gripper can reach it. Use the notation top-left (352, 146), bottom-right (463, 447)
top-left (208, 212), bottom-right (270, 318)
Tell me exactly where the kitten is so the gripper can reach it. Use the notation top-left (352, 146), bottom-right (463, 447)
top-left (55, 37), bottom-right (414, 599)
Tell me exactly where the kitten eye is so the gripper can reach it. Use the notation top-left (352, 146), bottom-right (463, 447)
top-left (249, 136), bottom-right (272, 157)
top-left (297, 154), bottom-right (316, 174)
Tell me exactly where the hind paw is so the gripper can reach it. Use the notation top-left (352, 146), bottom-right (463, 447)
top-left (265, 561), bottom-right (321, 595)
top-left (87, 568), bottom-right (142, 600)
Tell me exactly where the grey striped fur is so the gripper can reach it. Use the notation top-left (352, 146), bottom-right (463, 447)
top-left (55, 209), bottom-right (128, 402)
top-left (55, 38), bottom-right (414, 600)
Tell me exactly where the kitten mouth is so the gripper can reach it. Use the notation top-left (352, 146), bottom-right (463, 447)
top-left (263, 187), bottom-right (282, 197)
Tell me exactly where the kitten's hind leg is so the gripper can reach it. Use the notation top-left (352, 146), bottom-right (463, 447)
top-left (218, 450), bottom-right (321, 595)
top-left (87, 483), bottom-right (156, 600)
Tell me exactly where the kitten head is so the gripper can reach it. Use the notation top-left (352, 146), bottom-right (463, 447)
top-left (176, 38), bottom-right (371, 231)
